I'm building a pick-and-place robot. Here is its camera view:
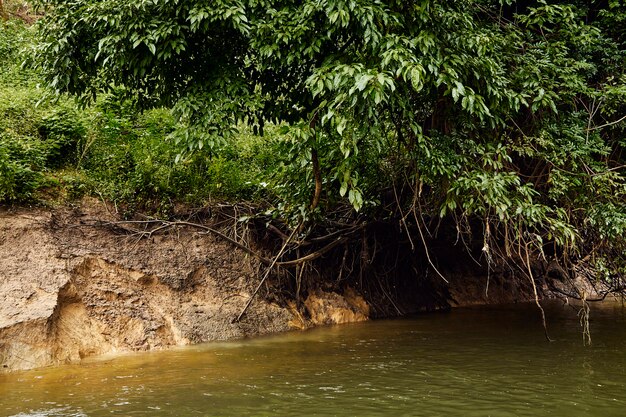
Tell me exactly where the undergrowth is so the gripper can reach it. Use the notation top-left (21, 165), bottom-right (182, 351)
top-left (0, 18), bottom-right (284, 212)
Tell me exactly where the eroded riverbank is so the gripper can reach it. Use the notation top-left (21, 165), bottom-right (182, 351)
top-left (1, 201), bottom-right (563, 372)
top-left (1, 202), bottom-right (377, 372)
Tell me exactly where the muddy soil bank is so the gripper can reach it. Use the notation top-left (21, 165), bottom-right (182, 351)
top-left (0, 200), bottom-right (575, 372)
top-left (0, 201), bottom-right (373, 372)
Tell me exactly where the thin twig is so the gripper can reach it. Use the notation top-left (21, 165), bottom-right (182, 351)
top-left (234, 224), bottom-right (300, 323)
top-left (587, 114), bottom-right (626, 131)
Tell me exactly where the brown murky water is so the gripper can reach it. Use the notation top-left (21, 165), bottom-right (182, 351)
top-left (1, 301), bottom-right (626, 416)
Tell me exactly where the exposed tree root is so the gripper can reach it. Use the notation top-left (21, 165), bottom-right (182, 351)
top-left (579, 294), bottom-right (592, 346)
top-left (71, 198), bottom-right (624, 344)
top-left (234, 225), bottom-right (300, 323)
top-left (82, 218), bottom-right (362, 268)
top-left (524, 245), bottom-right (553, 342)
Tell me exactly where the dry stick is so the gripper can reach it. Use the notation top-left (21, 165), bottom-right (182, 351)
top-left (525, 244), bottom-right (553, 342)
top-left (587, 113), bottom-right (626, 131)
top-left (584, 97), bottom-right (599, 144)
top-left (234, 224), bottom-right (300, 323)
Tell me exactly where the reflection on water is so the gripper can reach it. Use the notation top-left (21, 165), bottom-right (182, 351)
top-left (2, 301), bottom-right (626, 416)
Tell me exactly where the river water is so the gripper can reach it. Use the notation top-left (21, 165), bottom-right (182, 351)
top-left (1, 301), bottom-right (625, 416)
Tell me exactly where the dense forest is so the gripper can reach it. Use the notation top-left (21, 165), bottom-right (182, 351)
top-left (1, 0), bottom-right (625, 319)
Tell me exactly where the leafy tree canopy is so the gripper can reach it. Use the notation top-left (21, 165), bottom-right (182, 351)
top-left (32, 0), bottom-right (626, 283)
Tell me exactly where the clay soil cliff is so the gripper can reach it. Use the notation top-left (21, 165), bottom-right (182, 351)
top-left (0, 201), bottom-right (370, 372)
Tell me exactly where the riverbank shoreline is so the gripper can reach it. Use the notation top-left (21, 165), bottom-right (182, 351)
top-left (0, 199), bottom-right (574, 373)
top-left (1, 199), bottom-right (375, 372)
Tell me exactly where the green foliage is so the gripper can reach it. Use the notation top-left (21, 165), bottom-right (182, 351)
top-left (26, 0), bottom-right (626, 280)
top-left (0, 33), bottom-right (87, 203)
top-left (38, 107), bottom-right (85, 166)
top-left (0, 134), bottom-right (46, 201)
top-left (0, 19), bottom-right (22, 64)
top-left (76, 98), bottom-right (282, 212)
top-left (0, 17), bottom-right (38, 85)
top-left (0, 17), bottom-right (281, 208)
top-left (0, 94), bottom-right (86, 202)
